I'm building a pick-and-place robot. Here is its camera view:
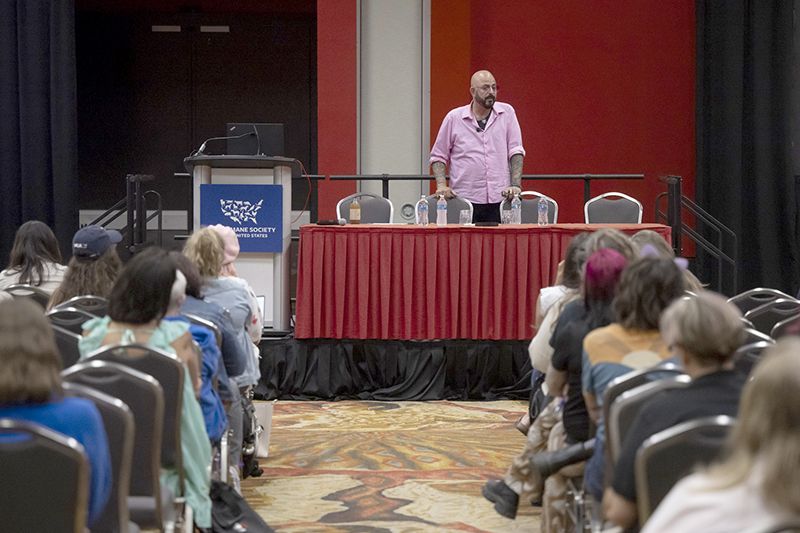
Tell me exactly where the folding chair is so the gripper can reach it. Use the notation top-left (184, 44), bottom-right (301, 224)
top-left (55, 294), bottom-right (108, 317)
top-left (86, 344), bottom-right (185, 495)
top-left (52, 324), bottom-right (82, 369)
top-left (744, 298), bottom-right (800, 335)
top-left (63, 382), bottom-right (137, 533)
top-left (336, 192), bottom-right (394, 223)
top-left (62, 360), bottom-right (173, 531)
top-left (584, 192), bottom-right (643, 223)
top-left (728, 287), bottom-right (795, 315)
top-left (425, 195), bottom-right (474, 224)
top-left (607, 374), bottom-right (691, 464)
top-left (602, 363), bottom-right (685, 457)
top-left (771, 313), bottom-right (800, 339)
top-left (636, 415), bottom-right (735, 525)
top-left (742, 327), bottom-right (774, 346)
top-left (732, 341), bottom-right (772, 378)
top-left (0, 419), bottom-right (89, 533)
top-left (4, 283), bottom-right (51, 308)
top-left (47, 306), bottom-right (97, 335)
top-left (500, 190), bottom-right (558, 223)
top-left (184, 312), bottom-right (223, 349)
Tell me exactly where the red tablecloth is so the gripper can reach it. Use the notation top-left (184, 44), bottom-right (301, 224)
top-left (295, 223), bottom-right (671, 340)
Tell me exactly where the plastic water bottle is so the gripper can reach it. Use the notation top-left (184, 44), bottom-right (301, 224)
top-left (436, 195), bottom-right (447, 226)
top-left (416, 195), bottom-right (429, 226)
top-left (537, 196), bottom-right (549, 226)
top-left (510, 193), bottom-right (522, 224)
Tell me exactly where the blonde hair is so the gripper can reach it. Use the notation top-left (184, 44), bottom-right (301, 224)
top-left (584, 228), bottom-right (636, 260)
top-left (183, 228), bottom-right (225, 278)
top-left (659, 290), bottom-right (745, 367)
top-left (631, 229), bottom-right (704, 292)
top-left (706, 338), bottom-right (800, 515)
top-left (631, 229), bottom-right (674, 256)
top-left (0, 299), bottom-right (62, 404)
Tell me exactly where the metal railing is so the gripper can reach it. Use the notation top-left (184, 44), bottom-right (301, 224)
top-left (329, 173), bottom-right (644, 204)
top-left (655, 175), bottom-right (738, 294)
top-left (88, 174), bottom-right (163, 254)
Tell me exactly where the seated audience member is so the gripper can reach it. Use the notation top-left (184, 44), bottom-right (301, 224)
top-left (171, 251), bottom-right (249, 481)
top-left (49, 225), bottom-right (122, 309)
top-left (642, 338), bottom-right (800, 533)
top-left (0, 299), bottom-right (111, 526)
top-left (483, 248), bottom-right (628, 526)
top-left (162, 262), bottom-right (228, 445)
top-left (581, 255), bottom-right (686, 501)
top-left (0, 220), bottom-right (66, 294)
top-left (604, 291), bottom-right (746, 529)
top-left (208, 224), bottom-right (265, 478)
top-left (520, 232), bottom-right (589, 434)
top-left (208, 224), bottom-right (263, 344)
top-left (630, 229), bottom-right (703, 291)
top-left (529, 232), bottom-right (590, 374)
top-left (183, 228), bottom-right (262, 477)
top-left (78, 247), bottom-right (212, 529)
top-left (531, 229), bottom-right (636, 377)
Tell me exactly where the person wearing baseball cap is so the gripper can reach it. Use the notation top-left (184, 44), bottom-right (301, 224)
top-left (48, 225), bottom-right (123, 309)
top-left (72, 225), bottom-right (123, 260)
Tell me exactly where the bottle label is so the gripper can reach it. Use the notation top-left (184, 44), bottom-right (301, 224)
top-left (350, 207), bottom-right (361, 223)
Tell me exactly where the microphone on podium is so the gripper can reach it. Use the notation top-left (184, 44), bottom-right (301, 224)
top-left (193, 131), bottom-right (256, 156)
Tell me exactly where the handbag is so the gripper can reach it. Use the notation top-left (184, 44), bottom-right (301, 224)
top-left (211, 480), bottom-right (274, 533)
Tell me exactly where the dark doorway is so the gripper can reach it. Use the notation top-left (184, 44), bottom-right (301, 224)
top-left (75, 4), bottom-right (317, 219)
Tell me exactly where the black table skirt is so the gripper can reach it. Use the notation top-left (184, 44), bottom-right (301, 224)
top-left (255, 338), bottom-right (532, 401)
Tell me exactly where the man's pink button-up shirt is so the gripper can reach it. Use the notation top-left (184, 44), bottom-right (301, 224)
top-left (429, 101), bottom-right (525, 204)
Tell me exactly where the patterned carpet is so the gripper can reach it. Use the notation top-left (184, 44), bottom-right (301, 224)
top-left (241, 400), bottom-right (541, 532)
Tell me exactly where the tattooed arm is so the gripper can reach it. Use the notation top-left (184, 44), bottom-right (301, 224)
top-left (432, 161), bottom-right (455, 198)
top-left (503, 153), bottom-right (524, 198)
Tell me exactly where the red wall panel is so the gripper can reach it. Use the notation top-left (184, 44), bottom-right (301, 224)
top-left (466, 1), bottom-right (695, 223)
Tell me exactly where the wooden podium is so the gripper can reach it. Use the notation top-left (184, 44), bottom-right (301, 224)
top-left (183, 155), bottom-right (297, 332)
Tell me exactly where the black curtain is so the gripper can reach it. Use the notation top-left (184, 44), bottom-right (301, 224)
top-left (696, 0), bottom-right (798, 294)
top-left (0, 0), bottom-right (78, 263)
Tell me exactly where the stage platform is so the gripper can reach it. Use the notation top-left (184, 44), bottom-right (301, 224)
top-left (255, 337), bottom-right (532, 401)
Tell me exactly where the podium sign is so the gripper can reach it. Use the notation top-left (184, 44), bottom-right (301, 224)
top-left (200, 184), bottom-right (283, 253)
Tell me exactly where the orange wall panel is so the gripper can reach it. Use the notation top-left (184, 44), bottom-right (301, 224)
top-left (316, 0), bottom-right (358, 219)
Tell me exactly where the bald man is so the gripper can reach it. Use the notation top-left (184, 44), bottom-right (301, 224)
top-left (430, 70), bottom-right (526, 223)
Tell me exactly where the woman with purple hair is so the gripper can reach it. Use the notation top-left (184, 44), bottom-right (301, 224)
top-left (483, 248), bottom-right (630, 527)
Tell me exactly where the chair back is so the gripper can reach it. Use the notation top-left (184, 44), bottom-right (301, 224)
top-left (425, 195), bottom-right (474, 224)
top-left (4, 283), bottom-right (51, 308)
top-left (52, 324), bottom-right (82, 370)
top-left (0, 419), bottom-right (89, 533)
top-left (184, 312), bottom-right (223, 348)
top-left (636, 415), bottom-right (735, 524)
top-left (584, 192), bottom-right (643, 223)
top-left (55, 295), bottom-right (108, 317)
top-left (607, 374), bottom-right (691, 464)
top-left (744, 298), bottom-right (800, 335)
top-left (336, 192), bottom-right (394, 223)
top-left (62, 361), bottom-right (163, 505)
top-left (771, 313), bottom-right (800, 339)
top-left (602, 363), bottom-right (684, 438)
top-left (732, 341), bottom-right (773, 378)
top-left (500, 191), bottom-right (558, 223)
top-left (46, 306), bottom-right (97, 335)
top-left (728, 287), bottom-right (794, 315)
top-left (63, 382), bottom-right (135, 533)
top-left (742, 327), bottom-right (774, 346)
top-left (87, 344), bottom-right (184, 482)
